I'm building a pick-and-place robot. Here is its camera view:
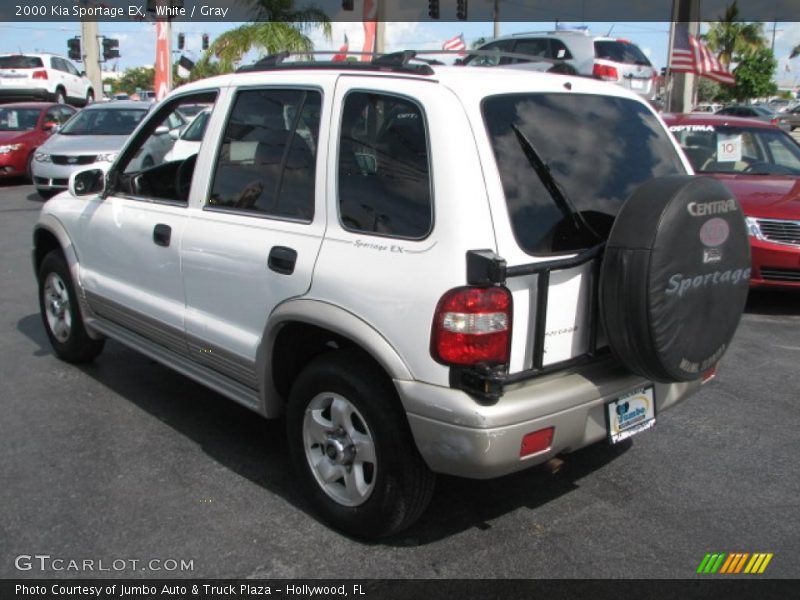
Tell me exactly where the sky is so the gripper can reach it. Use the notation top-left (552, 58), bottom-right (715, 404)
top-left (0, 19), bottom-right (798, 86)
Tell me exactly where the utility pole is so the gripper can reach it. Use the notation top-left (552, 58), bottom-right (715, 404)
top-left (79, 19), bottom-right (102, 100)
top-left (668, 0), bottom-right (699, 113)
top-left (493, 0), bottom-right (500, 38)
top-left (375, 0), bottom-right (385, 54)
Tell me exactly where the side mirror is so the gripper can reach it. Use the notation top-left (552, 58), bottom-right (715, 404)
top-left (43, 121), bottom-right (59, 132)
top-left (69, 168), bottom-right (106, 197)
top-left (154, 125), bottom-right (169, 136)
top-left (80, 70), bottom-right (86, 77)
top-left (169, 129), bottom-right (180, 140)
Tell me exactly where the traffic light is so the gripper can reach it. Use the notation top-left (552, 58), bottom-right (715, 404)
top-left (456, 0), bottom-right (468, 20)
top-left (342, 0), bottom-right (354, 10)
top-left (67, 37), bottom-right (81, 61)
top-left (202, 34), bottom-right (209, 50)
top-left (428, 0), bottom-right (439, 19)
top-left (102, 38), bottom-right (120, 61)
top-left (177, 33), bottom-right (185, 50)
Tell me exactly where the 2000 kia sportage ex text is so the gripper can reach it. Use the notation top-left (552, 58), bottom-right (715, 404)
top-left (32, 52), bottom-right (750, 539)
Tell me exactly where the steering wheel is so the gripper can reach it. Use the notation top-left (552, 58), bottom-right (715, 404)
top-left (175, 154), bottom-right (198, 200)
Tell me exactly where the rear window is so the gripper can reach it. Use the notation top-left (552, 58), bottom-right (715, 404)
top-left (483, 93), bottom-right (684, 255)
top-left (594, 41), bottom-right (651, 66)
top-left (0, 55), bottom-right (43, 69)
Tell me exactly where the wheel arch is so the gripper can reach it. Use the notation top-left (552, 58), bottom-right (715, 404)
top-left (33, 218), bottom-right (102, 340)
top-left (258, 299), bottom-right (413, 418)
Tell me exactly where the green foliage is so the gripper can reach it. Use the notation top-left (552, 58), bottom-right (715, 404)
top-left (696, 77), bottom-right (722, 103)
top-left (193, 3), bottom-right (332, 77)
top-left (111, 67), bottom-right (155, 95)
top-left (717, 47), bottom-right (778, 102)
top-left (703, 1), bottom-right (766, 67)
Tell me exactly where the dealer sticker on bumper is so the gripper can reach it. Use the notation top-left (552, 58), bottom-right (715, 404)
top-left (606, 386), bottom-right (656, 444)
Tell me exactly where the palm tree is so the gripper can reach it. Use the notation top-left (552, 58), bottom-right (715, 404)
top-left (791, 43), bottom-right (800, 59)
top-left (194, 1), bottom-right (332, 76)
top-left (703, 1), bottom-right (766, 68)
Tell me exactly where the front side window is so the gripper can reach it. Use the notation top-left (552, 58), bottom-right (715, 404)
top-left (110, 92), bottom-right (217, 204)
top-left (338, 92), bottom-right (432, 239)
top-left (208, 88), bottom-right (321, 221)
top-left (483, 93), bottom-right (684, 255)
top-left (464, 40), bottom-right (513, 66)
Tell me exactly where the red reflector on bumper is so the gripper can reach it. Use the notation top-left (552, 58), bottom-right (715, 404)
top-left (702, 365), bottom-right (718, 383)
top-left (520, 427), bottom-right (554, 457)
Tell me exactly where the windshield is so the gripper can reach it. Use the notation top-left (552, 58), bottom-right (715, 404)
top-left (0, 107), bottom-right (40, 130)
top-left (180, 110), bottom-right (210, 142)
top-left (669, 125), bottom-right (800, 176)
top-left (59, 108), bottom-right (147, 136)
top-left (483, 93), bottom-right (684, 255)
top-left (594, 41), bottom-right (651, 65)
top-left (0, 55), bottom-right (43, 69)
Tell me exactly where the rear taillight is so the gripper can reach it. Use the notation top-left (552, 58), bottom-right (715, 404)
top-left (770, 118), bottom-right (779, 126)
top-left (592, 63), bottom-right (619, 81)
top-left (32, 70), bottom-right (48, 80)
top-left (431, 286), bottom-right (512, 366)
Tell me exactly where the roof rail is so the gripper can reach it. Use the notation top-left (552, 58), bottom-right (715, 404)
top-left (236, 51), bottom-right (434, 76)
top-left (510, 29), bottom-right (591, 37)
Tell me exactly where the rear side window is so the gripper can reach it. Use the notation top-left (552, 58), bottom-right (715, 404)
top-left (594, 41), bottom-right (651, 65)
top-left (483, 93), bottom-right (684, 255)
top-left (338, 91), bottom-right (432, 239)
top-left (0, 55), bottom-right (43, 69)
top-left (208, 88), bottom-right (321, 221)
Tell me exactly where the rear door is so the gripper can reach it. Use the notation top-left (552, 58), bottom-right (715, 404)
top-left (179, 82), bottom-right (330, 388)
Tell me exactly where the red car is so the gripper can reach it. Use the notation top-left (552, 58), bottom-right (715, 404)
top-left (665, 113), bottom-right (800, 289)
top-left (0, 102), bottom-right (76, 182)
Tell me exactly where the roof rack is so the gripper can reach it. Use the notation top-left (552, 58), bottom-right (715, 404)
top-left (510, 29), bottom-right (591, 37)
top-left (236, 51), bottom-right (435, 76)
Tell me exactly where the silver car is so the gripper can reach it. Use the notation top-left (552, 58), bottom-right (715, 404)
top-left (465, 30), bottom-right (657, 101)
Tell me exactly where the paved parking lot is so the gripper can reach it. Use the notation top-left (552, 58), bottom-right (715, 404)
top-left (1, 180), bottom-right (798, 579)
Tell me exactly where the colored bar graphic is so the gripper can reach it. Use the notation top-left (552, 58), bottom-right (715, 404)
top-left (699, 552), bottom-right (773, 574)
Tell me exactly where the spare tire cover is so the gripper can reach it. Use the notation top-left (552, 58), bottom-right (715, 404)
top-left (599, 175), bottom-right (750, 383)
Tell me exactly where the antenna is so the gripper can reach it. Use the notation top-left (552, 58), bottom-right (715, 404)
top-left (605, 25), bottom-right (615, 37)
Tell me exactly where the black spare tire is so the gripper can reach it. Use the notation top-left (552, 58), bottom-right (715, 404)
top-left (600, 175), bottom-right (750, 383)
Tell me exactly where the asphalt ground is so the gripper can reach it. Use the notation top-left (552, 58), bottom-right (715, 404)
top-left (1, 179), bottom-right (798, 580)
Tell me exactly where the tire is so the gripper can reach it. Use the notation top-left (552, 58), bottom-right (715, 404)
top-left (600, 175), bottom-right (750, 383)
top-left (85, 89), bottom-right (94, 105)
top-left (54, 87), bottom-right (66, 104)
top-left (37, 188), bottom-right (57, 199)
top-left (38, 251), bottom-right (105, 363)
top-left (25, 152), bottom-right (34, 183)
top-left (287, 350), bottom-right (435, 539)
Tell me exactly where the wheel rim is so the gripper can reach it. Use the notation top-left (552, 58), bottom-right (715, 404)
top-left (43, 272), bottom-right (72, 343)
top-left (302, 392), bottom-right (377, 507)
top-left (56, 91), bottom-right (65, 104)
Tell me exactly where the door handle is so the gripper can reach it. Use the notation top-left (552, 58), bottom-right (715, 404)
top-left (153, 223), bottom-right (171, 247)
top-left (268, 246), bottom-right (297, 275)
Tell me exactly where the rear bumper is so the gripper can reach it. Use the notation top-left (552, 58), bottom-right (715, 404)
top-left (397, 359), bottom-right (701, 479)
top-left (0, 88), bottom-right (49, 102)
top-left (750, 237), bottom-right (800, 288)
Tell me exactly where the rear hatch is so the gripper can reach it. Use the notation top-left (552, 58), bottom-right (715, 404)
top-left (480, 92), bottom-right (685, 383)
top-left (0, 55), bottom-right (46, 89)
top-left (593, 40), bottom-right (655, 98)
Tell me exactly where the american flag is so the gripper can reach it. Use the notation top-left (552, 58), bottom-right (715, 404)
top-left (442, 33), bottom-right (467, 55)
top-left (670, 22), bottom-right (735, 85)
